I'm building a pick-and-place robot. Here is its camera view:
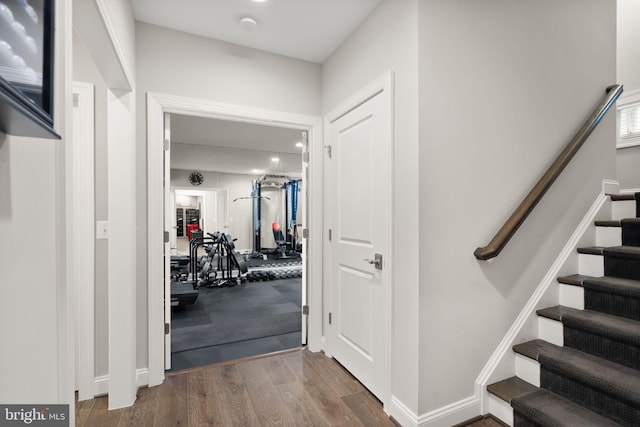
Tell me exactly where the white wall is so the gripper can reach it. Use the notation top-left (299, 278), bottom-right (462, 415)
top-left (618, 0), bottom-right (640, 92)
top-left (322, 0), bottom-right (421, 415)
top-left (0, 0), bottom-right (72, 406)
top-left (136, 22), bottom-right (321, 369)
top-left (418, 0), bottom-right (615, 417)
top-left (616, 0), bottom-right (640, 189)
top-left (172, 170), bottom-right (253, 251)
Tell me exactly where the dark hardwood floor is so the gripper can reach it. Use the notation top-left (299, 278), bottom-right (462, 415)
top-left (76, 348), bottom-right (397, 427)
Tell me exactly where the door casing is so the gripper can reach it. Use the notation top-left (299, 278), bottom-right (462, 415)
top-left (146, 93), bottom-right (324, 386)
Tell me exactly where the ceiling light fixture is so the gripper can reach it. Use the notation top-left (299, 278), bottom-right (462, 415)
top-left (295, 142), bottom-right (304, 148)
top-left (240, 17), bottom-right (258, 31)
top-left (252, 0), bottom-right (268, 2)
top-left (271, 157), bottom-right (280, 162)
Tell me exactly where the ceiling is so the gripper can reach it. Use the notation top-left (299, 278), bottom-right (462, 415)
top-left (170, 114), bottom-right (303, 154)
top-left (170, 114), bottom-right (304, 176)
top-left (131, 0), bottom-right (382, 64)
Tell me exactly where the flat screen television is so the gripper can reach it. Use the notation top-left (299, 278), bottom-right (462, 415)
top-left (0, 0), bottom-right (58, 139)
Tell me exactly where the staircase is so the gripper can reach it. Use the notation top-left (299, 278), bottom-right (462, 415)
top-left (487, 193), bottom-right (640, 426)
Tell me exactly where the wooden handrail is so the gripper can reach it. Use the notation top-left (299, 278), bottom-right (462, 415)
top-left (474, 84), bottom-right (624, 260)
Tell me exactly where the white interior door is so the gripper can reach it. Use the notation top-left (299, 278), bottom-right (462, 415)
top-left (163, 113), bottom-right (172, 369)
top-left (328, 85), bottom-right (392, 402)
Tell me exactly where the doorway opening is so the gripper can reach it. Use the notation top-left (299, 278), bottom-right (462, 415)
top-left (146, 92), bottom-right (323, 387)
top-left (166, 113), bottom-right (307, 371)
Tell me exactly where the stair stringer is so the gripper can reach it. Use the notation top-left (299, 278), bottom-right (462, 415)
top-left (474, 183), bottom-right (616, 416)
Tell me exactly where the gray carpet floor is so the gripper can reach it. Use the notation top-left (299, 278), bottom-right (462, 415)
top-left (170, 277), bottom-right (302, 371)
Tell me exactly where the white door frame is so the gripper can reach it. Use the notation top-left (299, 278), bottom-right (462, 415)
top-left (70, 81), bottom-right (95, 401)
top-left (147, 92), bottom-right (324, 386)
top-left (323, 71), bottom-right (394, 408)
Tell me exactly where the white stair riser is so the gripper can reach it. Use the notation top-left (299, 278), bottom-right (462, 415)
top-left (596, 226), bottom-right (621, 247)
top-left (515, 354), bottom-right (540, 387)
top-left (538, 317), bottom-right (563, 346)
top-left (578, 253), bottom-right (603, 277)
top-left (489, 394), bottom-right (514, 426)
top-left (559, 284), bottom-right (584, 309)
top-left (612, 200), bottom-right (635, 221)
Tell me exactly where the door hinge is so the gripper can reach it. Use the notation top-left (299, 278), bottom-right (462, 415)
top-left (302, 228), bottom-right (309, 239)
top-left (302, 305), bottom-right (309, 315)
top-left (324, 145), bottom-right (332, 158)
top-left (164, 231), bottom-right (170, 243)
top-left (329, 312), bottom-right (332, 325)
top-left (164, 323), bottom-right (170, 335)
top-left (164, 139), bottom-right (170, 151)
top-left (328, 229), bottom-right (332, 241)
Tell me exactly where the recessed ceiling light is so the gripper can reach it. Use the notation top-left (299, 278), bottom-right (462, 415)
top-left (240, 17), bottom-right (258, 31)
top-left (252, 0), bottom-right (268, 2)
top-left (295, 142), bottom-right (304, 148)
top-left (271, 157), bottom-right (280, 162)
top-left (252, 169), bottom-right (263, 174)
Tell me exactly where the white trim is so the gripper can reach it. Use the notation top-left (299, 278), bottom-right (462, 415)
top-left (323, 71), bottom-right (394, 409)
top-left (620, 187), bottom-right (640, 194)
top-left (617, 88), bottom-right (640, 106)
top-left (616, 89), bottom-right (640, 149)
top-left (71, 81), bottom-right (96, 402)
top-left (146, 93), bottom-right (324, 386)
top-left (388, 395), bottom-right (481, 427)
top-left (94, 369), bottom-right (149, 397)
top-left (388, 396), bottom-right (420, 427)
top-left (474, 188), bottom-right (609, 413)
top-left (94, 0), bottom-right (135, 91)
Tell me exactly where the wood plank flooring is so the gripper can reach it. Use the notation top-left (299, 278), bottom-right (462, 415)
top-left (76, 348), bottom-right (397, 427)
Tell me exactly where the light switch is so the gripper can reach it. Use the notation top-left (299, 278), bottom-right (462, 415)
top-left (96, 221), bottom-right (109, 240)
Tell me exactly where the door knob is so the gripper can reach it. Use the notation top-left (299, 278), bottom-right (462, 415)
top-left (363, 253), bottom-right (383, 270)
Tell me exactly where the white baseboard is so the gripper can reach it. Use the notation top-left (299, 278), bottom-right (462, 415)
top-left (388, 395), bottom-right (480, 427)
top-left (94, 369), bottom-right (150, 397)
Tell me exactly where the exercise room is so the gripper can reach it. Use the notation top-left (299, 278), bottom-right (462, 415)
top-left (167, 113), bottom-right (306, 371)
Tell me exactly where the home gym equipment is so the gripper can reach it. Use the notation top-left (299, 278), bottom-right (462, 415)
top-left (191, 232), bottom-right (248, 288)
top-left (240, 175), bottom-right (301, 257)
top-left (245, 260), bottom-right (303, 282)
top-left (272, 222), bottom-right (291, 259)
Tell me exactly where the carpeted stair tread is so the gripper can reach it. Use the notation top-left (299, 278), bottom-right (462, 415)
top-left (487, 376), bottom-right (538, 404)
top-left (603, 246), bottom-right (640, 259)
top-left (621, 219), bottom-right (640, 247)
top-left (609, 193), bottom-right (635, 201)
top-left (577, 246), bottom-right (605, 255)
top-left (513, 339), bottom-right (559, 361)
top-left (583, 276), bottom-right (640, 299)
top-left (621, 218), bottom-right (640, 227)
top-left (603, 246), bottom-right (640, 282)
top-left (536, 305), bottom-right (580, 321)
top-left (595, 220), bottom-right (622, 227)
top-left (511, 388), bottom-right (621, 427)
top-left (538, 346), bottom-right (640, 407)
top-left (562, 309), bottom-right (640, 346)
top-left (557, 274), bottom-right (595, 287)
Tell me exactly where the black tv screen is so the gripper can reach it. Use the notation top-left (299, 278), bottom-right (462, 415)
top-left (0, 0), bottom-right (56, 138)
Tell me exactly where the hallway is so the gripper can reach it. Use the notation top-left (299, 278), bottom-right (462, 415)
top-left (75, 349), bottom-right (396, 426)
